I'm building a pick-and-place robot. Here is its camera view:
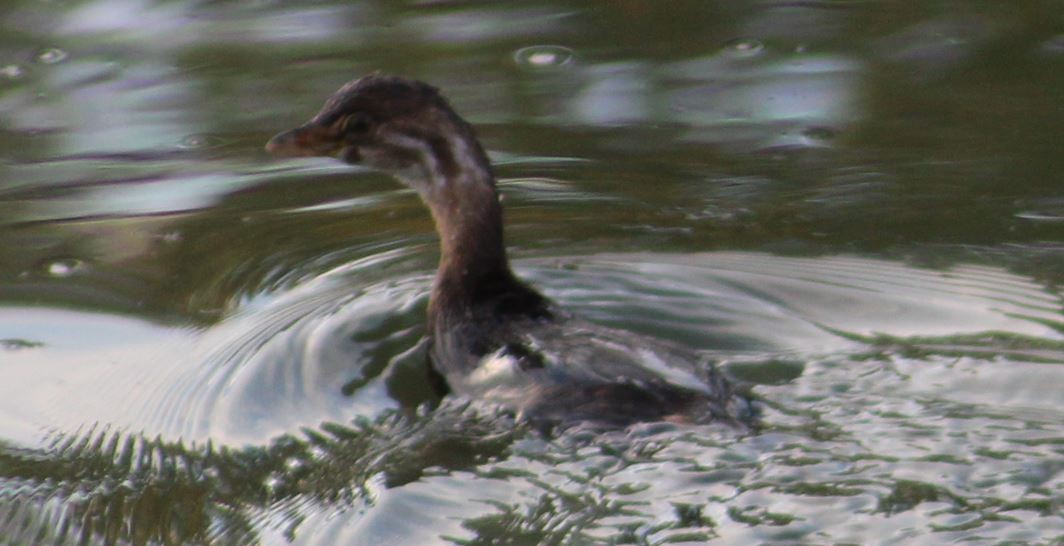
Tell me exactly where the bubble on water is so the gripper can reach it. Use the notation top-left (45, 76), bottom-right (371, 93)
top-left (722, 39), bottom-right (764, 59)
top-left (514, 45), bottom-right (574, 68)
top-left (0, 64), bottom-right (24, 79)
top-left (43, 258), bottom-right (88, 278)
top-left (36, 48), bottom-right (69, 65)
top-left (177, 133), bottom-right (222, 149)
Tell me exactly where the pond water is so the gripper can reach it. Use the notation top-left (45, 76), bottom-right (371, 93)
top-left (1, 0), bottom-right (1063, 544)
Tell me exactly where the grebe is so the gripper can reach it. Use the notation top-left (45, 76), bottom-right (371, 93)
top-left (266, 74), bottom-right (752, 428)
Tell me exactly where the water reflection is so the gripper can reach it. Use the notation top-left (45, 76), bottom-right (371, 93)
top-left (1, 0), bottom-right (1063, 543)
top-left (0, 403), bottom-right (523, 546)
top-left (666, 53), bottom-right (862, 148)
top-left (873, 14), bottom-right (999, 76)
top-left (3, 365), bottom-right (1061, 545)
top-left (0, 64), bottom-right (25, 79)
top-left (35, 47), bottom-right (68, 65)
top-left (570, 63), bottom-right (652, 126)
top-left (0, 252), bottom-right (1058, 449)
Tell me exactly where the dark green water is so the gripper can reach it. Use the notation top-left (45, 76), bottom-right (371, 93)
top-left (1, 1), bottom-right (1062, 544)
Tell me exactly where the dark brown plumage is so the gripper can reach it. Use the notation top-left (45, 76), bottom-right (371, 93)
top-left (267, 74), bottom-right (754, 429)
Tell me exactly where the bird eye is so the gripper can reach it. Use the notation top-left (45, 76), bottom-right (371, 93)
top-left (341, 114), bottom-right (371, 135)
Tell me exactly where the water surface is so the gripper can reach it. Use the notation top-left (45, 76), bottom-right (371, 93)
top-left (1, 1), bottom-right (1062, 544)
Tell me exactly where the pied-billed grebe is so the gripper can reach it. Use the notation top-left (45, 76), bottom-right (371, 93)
top-left (266, 74), bottom-right (752, 428)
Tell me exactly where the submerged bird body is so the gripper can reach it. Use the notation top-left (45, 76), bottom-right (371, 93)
top-left (267, 75), bottom-right (751, 427)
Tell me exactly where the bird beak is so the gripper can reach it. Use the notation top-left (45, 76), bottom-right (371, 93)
top-left (265, 123), bottom-right (343, 158)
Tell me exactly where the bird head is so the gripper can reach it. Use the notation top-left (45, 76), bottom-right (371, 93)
top-left (266, 74), bottom-right (481, 192)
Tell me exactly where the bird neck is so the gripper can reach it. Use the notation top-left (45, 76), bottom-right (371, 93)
top-left (429, 176), bottom-right (512, 299)
top-left (406, 127), bottom-right (517, 319)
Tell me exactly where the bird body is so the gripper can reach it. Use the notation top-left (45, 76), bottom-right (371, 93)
top-left (267, 75), bottom-right (752, 428)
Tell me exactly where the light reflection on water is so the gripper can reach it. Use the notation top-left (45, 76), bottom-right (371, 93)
top-left (8, 251), bottom-right (1060, 445)
top-left (1, 242), bottom-right (1060, 536)
top-left (1, 0), bottom-right (1063, 543)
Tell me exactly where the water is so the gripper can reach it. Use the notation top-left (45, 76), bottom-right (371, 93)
top-left (1, 0), bottom-right (1062, 544)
